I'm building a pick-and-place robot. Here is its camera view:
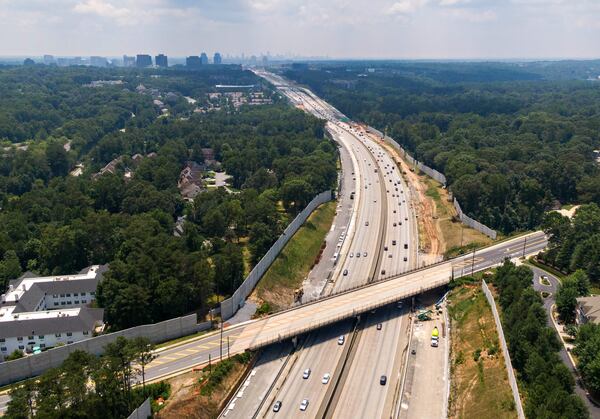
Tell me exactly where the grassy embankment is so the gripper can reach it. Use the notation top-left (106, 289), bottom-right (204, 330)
top-left (422, 177), bottom-right (493, 257)
top-left (254, 200), bottom-right (337, 311)
top-left (448, 284), bottom-right (517, 419)
top-left (158, 352), bottom-right (253, 419)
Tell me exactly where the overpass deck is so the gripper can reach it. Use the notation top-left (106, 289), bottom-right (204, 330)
top-left (232, 231), bottom-right (547, 353)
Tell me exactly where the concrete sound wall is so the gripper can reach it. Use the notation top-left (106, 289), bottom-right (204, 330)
top-left (366, 125), bottom-right (497, 240)
top-left (481, 280), bottom-right (525, 419)
top-left (0, 315), bottom-right (211, 387)
top-left (221, 190), bottom-right (333, 320)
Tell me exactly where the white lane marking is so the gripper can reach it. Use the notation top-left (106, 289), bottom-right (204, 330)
top-left (192, 356), bottom-right (203, 361)
top-left (158, 367), bottom-right (169, 371)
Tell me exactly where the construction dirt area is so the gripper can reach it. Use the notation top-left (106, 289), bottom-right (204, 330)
top-left (361, 126), bottom-right (493, 263)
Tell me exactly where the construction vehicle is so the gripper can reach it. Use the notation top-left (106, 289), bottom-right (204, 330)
top-left (293, 287), bottom-right (304, 302)
top-left (417, 309), bottom-right (432, 321)
top-left (431, 326), bottom-right (439, 347)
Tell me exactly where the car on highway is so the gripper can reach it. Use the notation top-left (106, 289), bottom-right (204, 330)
top-left (273, 401), bottom-right (282, 412)
top-left (404, 244), bottom-right (408, 249)
top-left (322, 373), bottom-right (331, 384)
top-left (356, 252), bottom-right (360, 258)
top-left (363, 252), bottom-right (367, 257)
top-left (338, 335), bottom-right (345, 345)
top-left (404, 256), bottom-right (408, 262)
top-left (349, 253), bottom-right (353, 258)
top-left (388, 254), bottom-right (393, 258)
top-left (377, 323), bottom-right (382, 330)
top-left (365, 221), bottom-right (369, 226)
top-left (393, 210), bottom-right (397, 213)
top-left (300, 399), bottom-right (309, 411)
top-left (392, 240), bottom-right (397, 245)
top-left (381, 269), bottom-right (386, 275)
top-left (303, 368), bottom-right (311, 379)
top-left (343, 269), bottom-right (348, 276)
top-left (393, 223), bottom-right (397, 227)
top-left (384, 246), bottom-right (388, 251)
top-left (380, 375), bottom-right (387, 385)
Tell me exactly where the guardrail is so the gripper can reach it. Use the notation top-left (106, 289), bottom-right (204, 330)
top-left (481, 279), bottom-right (525, 419)
top-left (220, 190), bottom-right (333, 320)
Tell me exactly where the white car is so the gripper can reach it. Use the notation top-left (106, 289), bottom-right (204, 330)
top-left (338, 335), bottom-right (345, 345)
top-left (322, 373), bottom-right (331, 384)
top-left (303, 368), bottom-right (311, 379)
top-left (300, 399), bottom-right (309, 411)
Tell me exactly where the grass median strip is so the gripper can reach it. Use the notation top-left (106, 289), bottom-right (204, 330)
top-left (254, 200), bottom-right (337, 311)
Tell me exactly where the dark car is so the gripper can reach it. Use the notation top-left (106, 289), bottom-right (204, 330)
top-left (380, 375), bottom-right (387, 385)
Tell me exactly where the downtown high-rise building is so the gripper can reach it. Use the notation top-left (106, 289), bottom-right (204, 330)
top-left (200, 52), bottom-right (209, 65)
top-left (186, 56), bottom-right (201, 68)
top-left (90, 56), bottom-right (108, 67)
top-left (123, 55), bottom-right (136, 67)
top-left (213, 52), bottom-right (222, 65)
top-left (136, 54), bottom-right (152, 67)
top-left (155, 54), bottom-right (168, 67)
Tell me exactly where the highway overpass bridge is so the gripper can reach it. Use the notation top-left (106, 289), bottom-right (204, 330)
top-left (231, 231), bottom-right (547, 353)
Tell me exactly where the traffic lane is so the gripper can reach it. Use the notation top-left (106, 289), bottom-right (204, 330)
top-left (262, 321), bottom-right (353, 419)
top-left (331, 306), bottom-right (406, 419)
top-left (223, 342), bottom-right (293, 419)
top-left (144, 327), bottom-right (243, 382)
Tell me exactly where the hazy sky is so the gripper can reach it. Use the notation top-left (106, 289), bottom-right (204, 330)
top-left (1, 0), bottom-right (600, 59)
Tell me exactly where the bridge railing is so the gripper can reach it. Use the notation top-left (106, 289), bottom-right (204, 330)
top-left (247, 277), bottom-right (451, 350)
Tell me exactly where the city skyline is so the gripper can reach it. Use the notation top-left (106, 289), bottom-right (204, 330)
top-left (0, 1), bottom-right (599, 59)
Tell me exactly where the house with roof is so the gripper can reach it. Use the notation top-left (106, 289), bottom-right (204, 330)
top-left (576, 296), bottom-right (600, 325)
top-left (0, 266), bottom-right (106, 359)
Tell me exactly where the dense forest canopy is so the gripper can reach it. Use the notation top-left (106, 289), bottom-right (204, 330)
top-left (284, 61), bottom-right (600, 234)
top-left (0, 66), bottom-right (336, 329)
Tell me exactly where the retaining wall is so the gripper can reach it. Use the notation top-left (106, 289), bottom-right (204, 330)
top-left (220, 190), bottom-right (333, 320)
top-left (481, 280), bottom-right (525, 419)
top-left (454, 199), bottom-right (497, 240)
top-left (0, 315), bottom-right (211, 387)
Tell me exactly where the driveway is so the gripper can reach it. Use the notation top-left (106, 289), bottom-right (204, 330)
top-left (529, 265), bottom-right (600, 417)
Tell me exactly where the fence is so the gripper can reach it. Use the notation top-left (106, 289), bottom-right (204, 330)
top-left (481, 280), bottom-right (525, 419)
top-left (454, 199), bottom-right (497, 240)
top-left (127, 397), bottom-right (151, 419)
top-left (0, 314), bottom-right (212, 387)
top-left (366, 125), bottom-right (498, 239)
top-left (220, 190), bottom-right (333, 320)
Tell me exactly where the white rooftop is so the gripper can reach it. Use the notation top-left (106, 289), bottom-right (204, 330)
top-left (0, 306), bottom-right (81, 322)
top-left (3, 265), bottom-right (100, 304)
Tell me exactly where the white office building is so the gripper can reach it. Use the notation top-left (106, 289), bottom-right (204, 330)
top-left (0, 266), bottom-right (106, 359)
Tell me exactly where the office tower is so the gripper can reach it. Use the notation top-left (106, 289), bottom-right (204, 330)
top-left (90, 56), bottom-right (108, 67)
top-left (136, 54), bottom-right (152, 67)
top-left (213, 52), bottom-right (222, 65)
top-left (200, 52), bottom-right (208, 65)
top-left (155, 54), bottom-right (168, 67)
top-left (186, 56), bottom-right (201, 68)
top-left (43, 55), bottom-right (54, 65)
top-left (123, 55), bottom-right (136, 67)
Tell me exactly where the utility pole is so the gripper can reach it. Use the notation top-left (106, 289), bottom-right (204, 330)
top-left (227, 336), bottom-right (230, 359)
top-left (471, 248), bottom-right (476, 276)
top-left (522, 236), bottom-right (527, 258)
top-left (460, 225), bottom-right (464, 248)
top-left (220, 317), bottom-right (223, 361)
top-left (208, 353), bottom-right (212, 374)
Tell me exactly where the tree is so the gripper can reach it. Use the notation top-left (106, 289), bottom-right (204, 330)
top-left (5, 381), bottom-right (35, 419)
top-left (567, 269), bottom-right (590, 297)
top-left (0, 250), bottom-right (22, 291)
top-left (555, 281), bottom-right (579, 324)
top-left (129, 337), bottom-right (157, 394)
top-left (5, 349), bottom-right (24, 361)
